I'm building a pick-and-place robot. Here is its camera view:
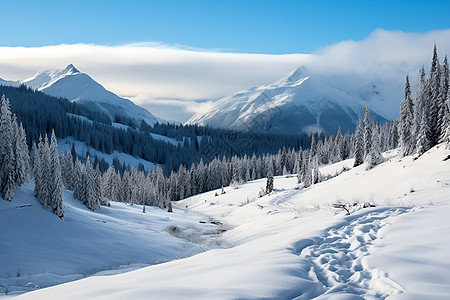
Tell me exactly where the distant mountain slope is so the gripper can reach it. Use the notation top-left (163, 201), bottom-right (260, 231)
top-left (188, 67), bottom-right (402, 134)
top-left (0, 77), bottom-right (20, 87)
top-left (21, 64), bottom-right (159, 126)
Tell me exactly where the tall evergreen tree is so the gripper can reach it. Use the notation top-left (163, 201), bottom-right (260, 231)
top-left (428, 44), bottom-right (441, 144)
top-left (363, 107), bottom-right (372, 158)
top-left (15, 124), bottom-right (30, 185)
top-left (353, 119), bottom-right (364, 167)
top-left (439, 55), bottom-right (449, 141)
top-left (414, 66), bottom-right (428, 136)
top-left (49, 130), bottom-right (64, 218)
top-left (0, 95), bottom-right (16, 201)
top-left (399, 75), bottom-right (415, 156)
top-left (265, 169), bottom-right (274, 194)
top-left (365, 130), bottom-right (384, 170)
top-left (417, 106), bottom-right (432, 155)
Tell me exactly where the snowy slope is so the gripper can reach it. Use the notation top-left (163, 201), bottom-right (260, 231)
top-left (14, 144), bottom-right (450, 299)
top-left (0, 183), bottom-right (221, 296)
top-left (58, 137), bottom-right (159, 171)
top-left (0, 78), bottom-right (20, 87)
top-left (20, 64), bottom-right (159, 126)
top-left (188, 67), bottom-right (401, 134)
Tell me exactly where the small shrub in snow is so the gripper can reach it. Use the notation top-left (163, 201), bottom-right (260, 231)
top-left (258, 187), bottom-right (267, 198)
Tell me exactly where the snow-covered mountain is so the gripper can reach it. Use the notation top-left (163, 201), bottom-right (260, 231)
top-left (20, 64), bottom-right (159, 126)
top-left (188, 67), bottom-right (403, 134)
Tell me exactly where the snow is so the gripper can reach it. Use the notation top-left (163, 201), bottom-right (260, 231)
top-left (0, 183), bottom-right (221, 296)
top-left (7, 144), bottom-right (450, 299)
top-left (365, 205), bottom-right (450, 299)
top-left (149, 132), bottom-right (182, 146)
top-left (19, 65), bottom-right (160, 126)
top-left (66, 113), bottom-right (93, 124)
top-left (57, 137), bottom-right (159, 171)
top-left (187, 67), bottom-right (402, 134)
top-left (111, 122), bottom-right (131, 130)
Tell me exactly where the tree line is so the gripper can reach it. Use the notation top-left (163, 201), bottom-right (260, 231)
top-left (1, 84), bottom-right (312, 175)
top-left (1, 45), bottom-right (449, 219)
top-left (399, 44), bottom-right (450, 156)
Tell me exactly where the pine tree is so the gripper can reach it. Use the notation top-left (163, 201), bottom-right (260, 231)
top-left (265, 173), bottom-right (274, 194)
top-left (61, 150), bottom-right (75, 190)
top-left (417, 107), bottom-right (432, 155)
top-left (399, 75), bottom-right (415, 156)
top-left (303, 156), bottom-right (312, 188)
top-left (428, 44), bottom-right (441, 145)
top-left (37, 135), bottom-right (52, 209)
top-left (73, 157), bottom-right (83, 201)
top-left (353, 120), bottom-right (364, 167)
top-left (365, 130), bottom-right (384, 170)
top-left (16, 124), bottom-right (30, 185)
top-left (83, 156), bottom-right (100, 211)
top-left (49, 130), bottom-right (64, 218)
top-left (334, 127), bottom-right (344, 162)
top-left (414, 66), bottom-right (427, 136)
top-left (0, 95), bottom-right (16, 201)
top-left (311, 155), bottom-right (320, 185)
top-left (32, 142), bottom-right (42, 199)
top-left (439, 55), bottom-right (449, 141)
top-left (444, 91), bottom-right (450, 147)
top-left (363, 107), bottom-right (372, 158)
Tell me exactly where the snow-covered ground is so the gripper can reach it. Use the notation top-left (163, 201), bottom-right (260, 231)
top-left (0, 184), bottom-right (223, 297)
top-left (58, 137), bottom-right (159, 171)
top-left (5, 144), bottom-right (450, 299)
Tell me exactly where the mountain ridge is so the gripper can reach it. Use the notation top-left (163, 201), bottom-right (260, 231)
top-left (2, 64), bottom-right (160, 126)
top-left (188, 67), bottom-right (402, 134)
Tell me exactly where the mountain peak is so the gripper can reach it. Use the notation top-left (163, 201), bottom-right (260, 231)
top-left (272, 66), bottom-right (308, 86)
top-left (62, 64), bottom-right (80, 74)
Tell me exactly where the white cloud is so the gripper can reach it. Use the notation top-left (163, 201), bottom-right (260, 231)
top-left (1, 29), bottom-right (450, 122)
top-left (308, 29), bottom-right (450, 80)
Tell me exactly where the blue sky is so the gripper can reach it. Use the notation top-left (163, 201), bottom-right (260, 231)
top-left (2, 0), bottom-right (450, 53)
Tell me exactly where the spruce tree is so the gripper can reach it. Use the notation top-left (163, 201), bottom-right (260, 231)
top-left (363, 107), bottom-right (372, 158)
top-left (399, 75), bottom-right (415, 156)
top-left (0, 95), bottom-right (16, 201)
top-left (353, 120), bottom-right (364, 167)
top-left (15, 124), bottom-right (30, 185)
top-left (428, 44), bottom-right (441, 145)
top-left (40, 135), bottom-right (52, 209)
top-left (265, 173), bottom-right (274, 194)
top-left (439, 55), bottom-right (449, 141)
top-left (417, 107), bottom-right (432, 155)
top-left (32, 141), bottom-right (42, 199)
top-left (414, 66), bottom-right (427, 136)
top-left (365, 130), bottom-right (384, 170)
top-left (49, 130), bottom-right (64, 218)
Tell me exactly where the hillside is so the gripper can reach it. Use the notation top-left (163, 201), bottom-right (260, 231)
top-left (0, 183), bottom-right (221, 296)
top-left (10, 144), bottom-right (450, 299)
top-left (188, 67), bottom-right (401, 134)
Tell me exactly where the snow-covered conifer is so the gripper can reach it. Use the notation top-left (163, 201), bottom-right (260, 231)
top-left (365, 131), bottom-right (384, 170)
top-left (49, 130), bottom-right (64, 218)
top-left (0, 95), bottom-right (16, 201)
top-left (399, 75), bottom-right (415, 156)
top-left (363, 107), bottom-right (372, 158)
top-left (353, 120), bottom-right (364, 167)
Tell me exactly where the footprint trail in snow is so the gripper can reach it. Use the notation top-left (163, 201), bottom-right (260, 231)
top-left (298, 207), bottom-right (410, 299)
